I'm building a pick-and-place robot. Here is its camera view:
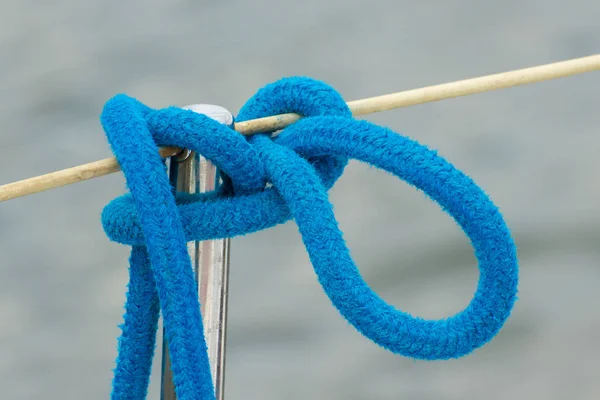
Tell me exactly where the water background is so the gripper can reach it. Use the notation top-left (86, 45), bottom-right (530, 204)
top-left (1, 1), bottom-right (599, 399)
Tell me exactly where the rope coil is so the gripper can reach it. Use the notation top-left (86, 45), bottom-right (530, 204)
top-left (101, 77), bottom-right (519, 400)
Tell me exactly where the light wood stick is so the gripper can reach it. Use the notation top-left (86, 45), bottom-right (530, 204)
top-left (1, 54), bottom-right (599, 202)
top-left (235, 54), bottom-right (600, 134)
top-left (0, 147), bottom-right (181, 202)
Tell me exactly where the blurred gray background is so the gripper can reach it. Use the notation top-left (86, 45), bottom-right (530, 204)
top-left (1, 1), bottom-right (599, 399)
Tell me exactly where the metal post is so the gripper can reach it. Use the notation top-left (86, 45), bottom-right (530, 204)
top-left (161, 105), bottom-right (233, 400)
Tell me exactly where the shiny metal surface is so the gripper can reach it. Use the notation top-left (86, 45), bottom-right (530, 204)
top-left (161, 104), bottom-right (233, 400)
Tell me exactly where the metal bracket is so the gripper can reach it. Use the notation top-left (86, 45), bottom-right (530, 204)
top-left (161, 104), bottom-right (233, 400)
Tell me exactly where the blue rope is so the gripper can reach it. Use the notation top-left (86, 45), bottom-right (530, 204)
top-left (100, 77), bottom-right (518, 400)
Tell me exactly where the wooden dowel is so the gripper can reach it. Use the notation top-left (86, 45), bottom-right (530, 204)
top-left (0, 147), bottom-right (181, 202)
top-left (236, 54), bottom-right (600, 134)
top-left (1, 54), bottom-right (599, 202)
top-left (346, 54), bottom-right (600, 116)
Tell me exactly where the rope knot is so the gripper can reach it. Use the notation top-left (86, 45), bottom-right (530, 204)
top-left (101, 76), bottom-right (518, 400)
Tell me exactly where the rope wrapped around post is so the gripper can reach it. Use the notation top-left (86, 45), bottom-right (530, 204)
top-left (100, 77), bottom-right (519, 400)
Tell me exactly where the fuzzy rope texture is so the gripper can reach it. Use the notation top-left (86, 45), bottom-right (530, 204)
top-left (100, 77), bottom-right (519, 400)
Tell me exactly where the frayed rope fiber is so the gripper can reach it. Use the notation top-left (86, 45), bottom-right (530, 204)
top-left (100, 77), bottom-right (518, 400)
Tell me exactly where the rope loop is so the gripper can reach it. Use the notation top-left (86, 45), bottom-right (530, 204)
top-left (101, 76), bottom-right (518, 400)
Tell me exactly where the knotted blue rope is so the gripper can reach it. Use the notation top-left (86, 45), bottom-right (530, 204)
top-left (101, 77), bottom-right (518, 400)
